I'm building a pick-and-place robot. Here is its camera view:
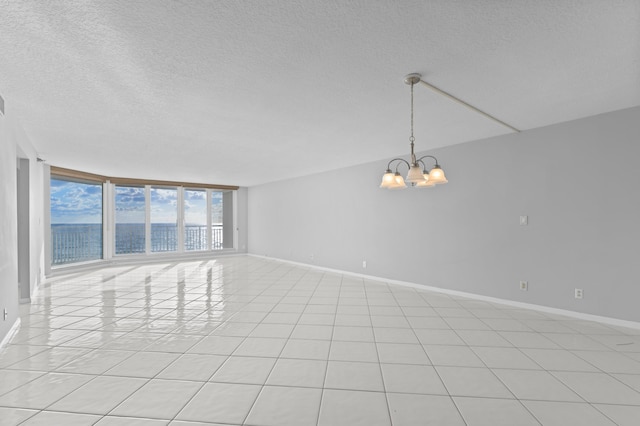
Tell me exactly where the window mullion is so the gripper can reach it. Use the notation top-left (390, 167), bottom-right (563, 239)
top-left (207, 189), bottom-right (212, 251)
top-left (177, 187), bottom-right (184, 253)
top-left (145, 185), bottom-right (151, 255)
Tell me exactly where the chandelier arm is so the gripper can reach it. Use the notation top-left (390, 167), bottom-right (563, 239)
top-left (416, 155), bottom-right (440, 168)
top-left (387, 158), bottom-right (411, 171)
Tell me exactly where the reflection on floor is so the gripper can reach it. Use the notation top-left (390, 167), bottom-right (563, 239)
top-left (1, 256), bottom-right (640, 425)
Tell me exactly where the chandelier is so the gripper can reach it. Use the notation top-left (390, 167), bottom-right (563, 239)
top-left (380, 73), bottom-right (448, 189)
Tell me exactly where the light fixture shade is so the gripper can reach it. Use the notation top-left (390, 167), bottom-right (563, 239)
top-left (389, 172), bottom-right (407, 189)
top-left (415, 174), bottom-right (435, 188)
top-left (406, 164), bottom-right (426, 183)
top-left (379, 171), bottom-right (396, 188)
top-left (428, 166), bottom-right (448, 184)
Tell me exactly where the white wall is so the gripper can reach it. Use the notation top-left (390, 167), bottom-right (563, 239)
top-left (0, 109), bottom-right (19, 341)
top-left (248, 106), bottom-right (640, 322)
top-left (12, 120), bottom-right (46, 302)
top-left (0, 105), bottom-right (46, 344)
top-left (236, 187), bottom-right (248, 253)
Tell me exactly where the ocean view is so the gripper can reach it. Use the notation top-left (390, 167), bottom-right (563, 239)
top-left (51, 223), bottom-right (223, 265)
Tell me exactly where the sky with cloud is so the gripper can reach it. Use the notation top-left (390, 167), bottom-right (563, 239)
top-left (50, 179), bottom-right (102, 224)
top-left (51, 179), bottom-right (224, 224)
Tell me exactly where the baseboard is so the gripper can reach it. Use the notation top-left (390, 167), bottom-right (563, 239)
top-left (47, 250), bottom-right (244, 278)
top-left (249, 254), bottom-right (640, 331)
top-left (0, 318), bottom-right (21, 350)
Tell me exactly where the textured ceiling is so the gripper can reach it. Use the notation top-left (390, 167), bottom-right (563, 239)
top-left (1, 0), bottom-right (639, 186)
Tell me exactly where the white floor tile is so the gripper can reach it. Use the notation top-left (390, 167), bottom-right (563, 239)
top-left (542, 333), bottom-right (609, 351)
top-left (387, 393), bottom-right (465, 425)
top-left (290, 324), bottom-right (333, 340)
top-left (156, 353), bottom-right (227, 381)
top-left (210, 356), bottom-right (275, 385)
top-left (318, 389), bottom-right (390, 426)
top-left (245, 386), bottom-right (322, 426)
top-left (406, 316), bottom-right (450, 329)
top-left (377, 342), bottom-right (431, 364)
top-left (551, 371), bottom-right (640, 404)
top-left (0, 345), bottom-right (49, 369)
top-left (455, 329), bottom-right (513, 347)
top-left (572, 350), bottom-right (640, 374)
top-left (0, 369), bottom-right (46, 396)
top-left (325, 360), bottom-right (384, 391)
top-left (492, 369), bottom-right (583, 401)
top-left (299, 313), bottom-right (335, 326)
top-left (454, 397), bottom-right (540, 426)
top-left (0, 372), bottom-right (92, 409)
top-left (523, 400), bottom-right (616, 426)
top-left (498, 331), bottom-right (560, 349)
top-left (373, 327), bottom-right (418, 343)
top-left (613, 373), bottom-right (640, 392)
top-left (143, 333), bottom-right (204, 353)
top-left (56, 349), bottom-right (134, 374)
top-left (249, 323), bottom-right (295, 338)
top-left (176, 382), bottom-right (261, 424)
top-left (4, 257), bottom-right (640, 426)
top-left (381, 363), bottom-right (448, 394)
top-left (7, 347), bottom-right (91, 371)
top-left (424, 345), bottom-right (484, 367)
top-left (187, 335), bottom-right (244, 355)
top-left (232, 337), bottom-right (286, 357)
top-left (329, 341), bottom-right (378, 362)
top-left (266, 358), bottom-right (326, 388)
top-left (95, 416), bottom-right (169, 425)
top-left (209, 322), bottom-right (256, 337)
top-left (594, 403), bottom-right (640, 426)
top-left (471, 346), bottom-right (541, 369)
top-left (104, 351), bottom-right (179, 378)
top-left (19, 411), bottom-right (101, 426)
top-left (0, 407), bottom-right (38, 425)
top-left (437, 366), bottom-right (514, 398)
top-left (414, 329), bottom-right (465, 345)
top-left (280, 338), bottom-right (331, 360)
top-left (371, 316), bottom-right (410, 328)
top-left (481, 318), bottom-right (533, 332)
top-left (332, 326), bottom-right (375, 342)
top-left (262, 312), bottom-right (301, 324)
top-left (110, 379), bottom-right (202, 419)
top-left (520, 348), bottom-right (599, 372)
top-left (49, 375), bottom-right (147, 414)
top-left (444, 318), bottom-right (491, 330)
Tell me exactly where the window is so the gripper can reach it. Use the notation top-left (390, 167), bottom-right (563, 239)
top-left (212, 190), bottom-right (224, 249)
top-left (150, 187), bottom-right (178, 253)
top-left (184, 189), bottom-right (207, 251)
top-left (50, 177), bottom-right (103, 265)
top-left (115, 186), bottom-right (145, 254)
top-left (48, 166), bottom-right (239, 267)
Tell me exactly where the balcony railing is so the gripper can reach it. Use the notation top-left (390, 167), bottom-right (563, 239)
top-left (52, 224), bottom-right (224, 265)
top-left (51, 224), bottom-right (102, 265)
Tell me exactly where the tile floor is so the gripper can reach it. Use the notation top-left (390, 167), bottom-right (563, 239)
top-left (1, 256), bottom-right (640, 425)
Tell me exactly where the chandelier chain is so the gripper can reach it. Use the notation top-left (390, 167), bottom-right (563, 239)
top-left (410, 81), bottom-right (415, 143)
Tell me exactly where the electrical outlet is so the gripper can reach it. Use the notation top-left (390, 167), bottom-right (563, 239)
top-left (362, 260), bottom-right (367, 269)
top-left (520, 281), bottom-right (528, 291)
top-left (520, 215), bottom-right (528, 225)
top-left (3, 309), bottom-right (7, 321)
top-left (575, 288), bottom-right (583, 299)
